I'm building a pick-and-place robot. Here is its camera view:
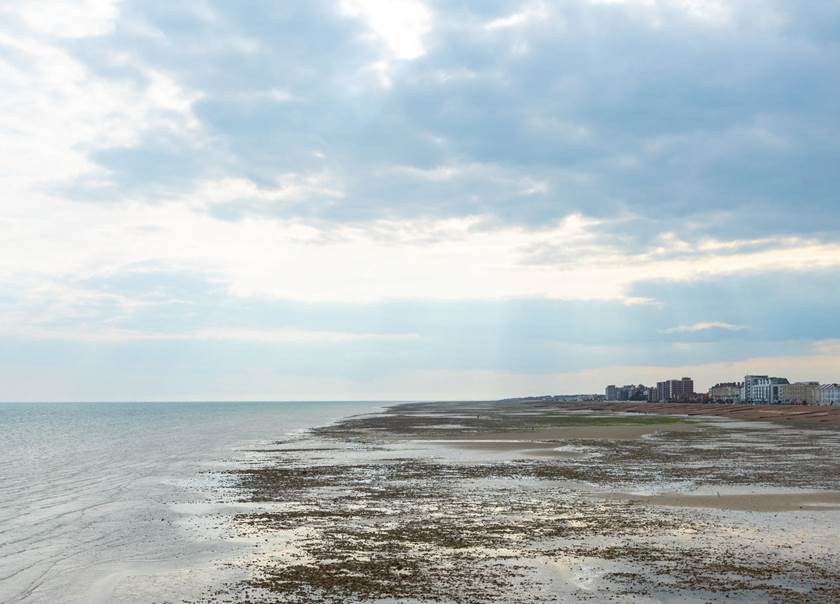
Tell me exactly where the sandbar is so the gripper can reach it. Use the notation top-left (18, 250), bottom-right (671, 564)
top-left (623, 491), bottom-right (840, 512)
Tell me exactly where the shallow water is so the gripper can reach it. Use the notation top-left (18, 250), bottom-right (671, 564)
top-left (0, 401), bottom-right (384, 603)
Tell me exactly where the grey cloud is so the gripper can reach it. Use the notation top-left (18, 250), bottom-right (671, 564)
top-left (4, 263), bottom-right (840, 383)
top-left (34, 0), bottom-right (840, 246)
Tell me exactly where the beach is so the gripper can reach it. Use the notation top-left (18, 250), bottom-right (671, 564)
top-left (213, 400), bottom-right (840, 603)
top-left (0, 401), bottom-right (386, 604)
top-left (4, 400), bottom-right (839, 602)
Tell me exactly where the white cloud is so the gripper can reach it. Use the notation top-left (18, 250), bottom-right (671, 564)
top-left (589, 0), bottom-right (732, 26)
top-left (340, 0), bottom-right (432, 60)
top-left (5, 186), bottom-right (840, 326)
top-left (0, 31), bottom-right (202, 197)
top-left (189, 174), bottom-right (344, 207)
top-left (697, 237), bottom-right (778, 253)
top-left (3, 0), bottom-right (121, 38)
top-left (811, 340), bottom-right (840, 356)
top-left (485, 2), bottom-right (551, 31)
top-left (391, 164), bottom-right (464, 181)
top-left (387, 162), bottom-right (554, 195)
top-left (660, 321), bottom-right (746, 334)
top-left (672, 0), bottom-right (731, 24)
top-left (340, 0), bottom-right (432, 88)
top-left (221, 88), bottom-right (300, 104)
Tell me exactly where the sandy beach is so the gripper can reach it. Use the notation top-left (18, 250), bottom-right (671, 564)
top-left (621, 491), bottom-right (840, 512)
top-left (206, 400), bottom-right (840, 603)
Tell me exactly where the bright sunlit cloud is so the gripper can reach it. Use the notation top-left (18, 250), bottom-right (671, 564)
top-left (660, 322), bottom-right (746, 334)
top-left (2, 0), bottom-right (120, 38)
top-left (485, 2), bottom-right (550, 31)
top-left (340, 0), bottom-right (432, 60)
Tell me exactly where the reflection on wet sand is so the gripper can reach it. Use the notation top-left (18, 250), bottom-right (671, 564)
top-left (209, 400), bottom-right (840, 603)
top-left (621, 490), bottom-right (840, 512)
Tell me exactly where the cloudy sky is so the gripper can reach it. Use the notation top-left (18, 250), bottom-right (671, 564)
top-left (1, 0), bottom-right (839, 401)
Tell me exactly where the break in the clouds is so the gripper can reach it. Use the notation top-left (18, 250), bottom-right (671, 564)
top-left (1, 0), bottom-right (839, 400)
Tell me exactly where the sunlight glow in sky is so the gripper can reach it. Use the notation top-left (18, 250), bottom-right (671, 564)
top-left (1, 0), bottom-right (839, 400)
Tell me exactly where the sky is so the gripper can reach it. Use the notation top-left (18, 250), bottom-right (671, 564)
top-left (1, 0), bottom-right (839, 401)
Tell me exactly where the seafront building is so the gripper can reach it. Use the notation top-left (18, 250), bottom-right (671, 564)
top-left (604, 379), bottom-right (696, 402)
top-left (708, 382), bottom-right (742, 402)
top-left (780, 382), bottom-right (820, 405)
top-left (656, 377), bottom-right (694, 402)
top-left (818, 384), bottom-right (840, 406)
top-left (672, 377), bottom-right (694, 400)
top-left (603, 375), bottom-right (839, 406)
top-left (604, 384), bottom-right (651, 401)
top-left (741, 375), bottom-right (790, 404)
top-left (742, 375), bottom-right (768, 403)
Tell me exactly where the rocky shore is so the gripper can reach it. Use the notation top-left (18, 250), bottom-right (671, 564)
top-left (201, 400), bottom-right (840, 603)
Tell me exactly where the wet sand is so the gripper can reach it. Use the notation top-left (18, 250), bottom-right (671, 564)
top-left (537, 400), bottom-right (840, 427)
top-left (623, 491), bottom-right (840, 512)
top-left (443, 422), bottom-right (699, 444)
top-left (203, 400), bottom-right (840, 603)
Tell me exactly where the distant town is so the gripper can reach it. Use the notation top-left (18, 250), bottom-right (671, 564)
top-left (606, 375), bottom-right (840, 405)
top-left (507, 375), bottom-right (840, 406)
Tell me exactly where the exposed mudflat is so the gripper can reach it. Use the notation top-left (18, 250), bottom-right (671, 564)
top-left (621, 491), bottom-right (840, 512)
top-left (545, 400), bottom-right (840, 427)
top-left (440, 421), bottom-right (698, 445)
top-left (199, 401), bottom-right (840, 603)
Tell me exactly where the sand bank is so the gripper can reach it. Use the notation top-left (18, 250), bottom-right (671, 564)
top-left (536, 401), bottom-right (840, 427)
top-left (622, 490), bottom-right (840, 512)
top-left (218, 400), bottom-right (840, 603)
top-left (448, 422), bottom-right (698, 444)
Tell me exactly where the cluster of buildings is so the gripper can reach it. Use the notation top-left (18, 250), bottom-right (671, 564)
top-left (606, 375), bottom-right (840, 406)
top-left (606, 377), bottom-right (696, 403)
top-left (504, 393), bottom-right (604, 403)
top-left (709, 376), bottom-right (840, 405)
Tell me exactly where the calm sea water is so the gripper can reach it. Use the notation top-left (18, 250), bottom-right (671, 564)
top-left (0, 401), bottom-right (386, 603)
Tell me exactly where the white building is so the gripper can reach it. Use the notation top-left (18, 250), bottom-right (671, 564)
top-left (741, 375), bottom-right (766, 403)
top-left (741, 375), bottom-right (790, 404)
top-left (817, 384), bottom-right (840, 406)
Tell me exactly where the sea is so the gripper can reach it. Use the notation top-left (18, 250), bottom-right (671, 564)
top-left (0, 401), bottom-right (386, 603)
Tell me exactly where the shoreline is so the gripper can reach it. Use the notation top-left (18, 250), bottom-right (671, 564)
top-left (209, 399), bottom-right (840, 603)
